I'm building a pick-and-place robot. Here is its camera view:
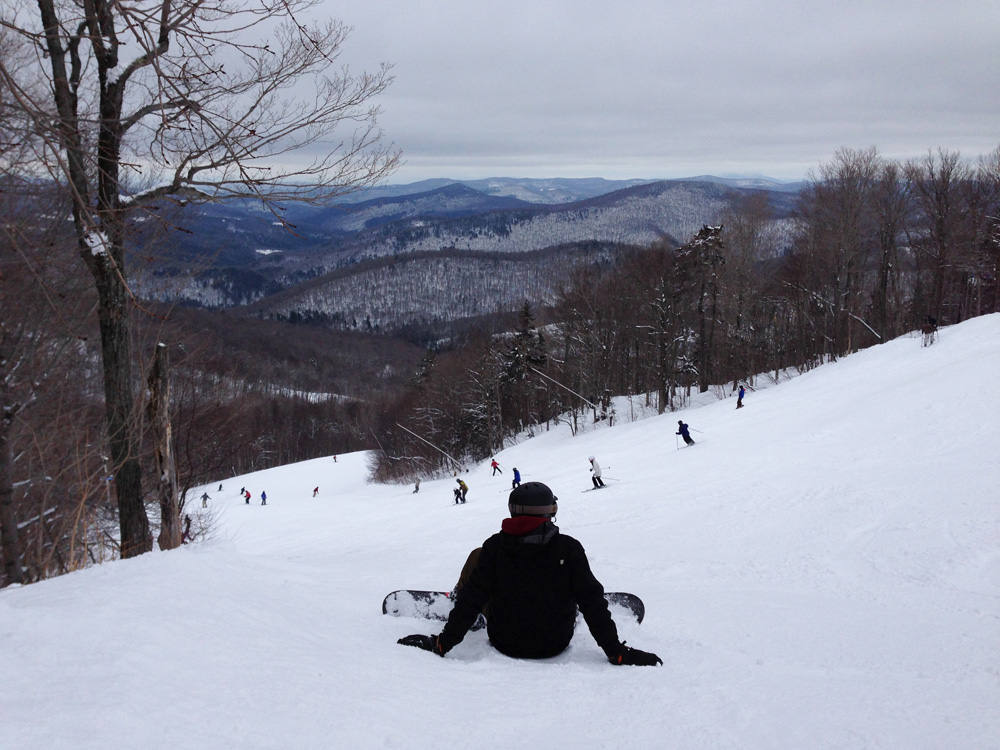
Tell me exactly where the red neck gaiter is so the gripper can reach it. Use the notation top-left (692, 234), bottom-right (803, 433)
top-left (501, 516), bottom-right (550, 536)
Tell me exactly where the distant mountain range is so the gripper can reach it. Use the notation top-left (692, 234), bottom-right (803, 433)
top-left (132, 175), bottom-right (802, 341)
top-left (329, 174), bottom-right (804, 205)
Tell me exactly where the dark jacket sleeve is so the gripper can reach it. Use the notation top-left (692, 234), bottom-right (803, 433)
top-left (437, 539), bottom-right (496, 654)
top-left (565, 537), bottom-right (621, 658)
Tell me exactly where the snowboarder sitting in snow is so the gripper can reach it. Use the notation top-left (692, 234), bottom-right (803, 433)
top-left (398, 481), bottom-right (661, 666)
top-left (676, 420), bottom-right (695, 446)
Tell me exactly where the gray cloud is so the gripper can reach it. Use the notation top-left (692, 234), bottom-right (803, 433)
top-left (326, 0), bottom-right (1000, 181)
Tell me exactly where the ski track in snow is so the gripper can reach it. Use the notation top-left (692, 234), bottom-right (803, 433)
top-left (1, 316), bottom-right (999, 749)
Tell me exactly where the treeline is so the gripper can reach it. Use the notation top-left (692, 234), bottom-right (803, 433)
top-left (371, 146), bottom-right (1000, 482)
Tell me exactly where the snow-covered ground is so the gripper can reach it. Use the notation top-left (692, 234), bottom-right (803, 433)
top-left (2, 315), bottom-right (999, 750)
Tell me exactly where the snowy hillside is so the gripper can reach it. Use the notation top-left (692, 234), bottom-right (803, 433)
top-left (255, 244), bottom-right (633, 333)
top-left (332, 181), bottom-right (739, 263)
top-left (2, 316), bottom-right (998, 750)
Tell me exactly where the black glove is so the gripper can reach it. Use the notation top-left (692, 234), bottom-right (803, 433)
top-left (610, 642), bottom-right (662, 667)
top-left (397, 634), bottom-right (446, 656)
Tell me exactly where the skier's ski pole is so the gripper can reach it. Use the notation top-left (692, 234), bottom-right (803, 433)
top-left (675, 435), bottom-right (680, 450)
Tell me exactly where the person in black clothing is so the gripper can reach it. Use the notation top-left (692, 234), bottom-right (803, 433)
top-left (676, 420), bottom-right (695, 446)
top-left (398, 482), bottom-right (661, 666)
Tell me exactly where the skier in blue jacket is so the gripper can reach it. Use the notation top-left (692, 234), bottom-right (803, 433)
top-left (511, 467), bottom-right (521, 489)
top-left (676, 421), bottom-right (694, 446)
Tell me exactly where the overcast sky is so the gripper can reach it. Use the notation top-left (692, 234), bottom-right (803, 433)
top-left (327, 0), bottom-right (999, 184)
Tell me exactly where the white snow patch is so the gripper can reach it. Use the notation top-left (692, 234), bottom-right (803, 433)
top-left (83, 231), bottom-right (108, 256)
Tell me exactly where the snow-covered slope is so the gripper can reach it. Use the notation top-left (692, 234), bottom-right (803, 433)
top-left (2, 316), bottom-right (998, 750)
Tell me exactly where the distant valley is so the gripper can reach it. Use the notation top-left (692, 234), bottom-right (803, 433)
top-left (132, 175), bottom-right (801, 339)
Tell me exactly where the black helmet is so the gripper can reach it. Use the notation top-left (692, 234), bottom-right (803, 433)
top-left (508, 482), bottom-right (558, 518)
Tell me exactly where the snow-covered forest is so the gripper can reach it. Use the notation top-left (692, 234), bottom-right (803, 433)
top-left (255, 244), bottom-right (635, 334)
top-left (127, 177), bottom-right (786, 311)
top-left (329, 180), bottom-right (743, 261)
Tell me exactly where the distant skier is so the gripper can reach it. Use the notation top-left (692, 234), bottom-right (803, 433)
top-left (201, 492), bottom-right (209, 508)
top-left (218, 483), bottom-right (223, 491)
top-left (511, 468), bottom-right (521, 490)
top-left (398, 481), bottom-right (661, 666)
top-left (240, 486), bottom-right (245, 495)
top-left (413, 478), bottom-right (421, 494)
top-left (677, 420), bottom-right (695, 446)
top-left (456, 478), bottom-right (469, 504)
top-left (244, 490), bottom-right (251, 504)
top-left (736, 385), bottom-right (745, 409)
top-left (588, 456), bottom-right (605, 488)
top-left (313, 487), bottom-right (319, 497)
top-left (261, 490), bottom-right (267, 506)
top-left (491, 458), bottom-right (502, 475)
top-left (922, 315), bottom-right (939, 346)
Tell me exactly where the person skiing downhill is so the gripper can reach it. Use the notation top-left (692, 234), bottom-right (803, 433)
top-left (491, 459), bottom-right (502, 475)
top-left (511, 468), bottom-right (521, 489)
top-left (736, 385), bottom-right (745, 409)
top-left (588, 456), bottom-right (605, 488)
top-left (261, 490), bottom-right (267, 505)
top-left (244, 490), bottom-right (251, 504)
top-left (397, 481), bottom-right (661, 666)
top-left (676, 421), bottom-right (694, 446)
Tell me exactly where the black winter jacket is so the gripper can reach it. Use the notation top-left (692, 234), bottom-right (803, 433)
top-left (438, 520), bottom-right (620, 659)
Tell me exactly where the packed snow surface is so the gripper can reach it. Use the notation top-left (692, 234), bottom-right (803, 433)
top-left (2, 316), bottom-right (999, 749)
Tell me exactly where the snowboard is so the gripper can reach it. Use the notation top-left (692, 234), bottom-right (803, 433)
top-left (382, 589), bottom-right (644, 625)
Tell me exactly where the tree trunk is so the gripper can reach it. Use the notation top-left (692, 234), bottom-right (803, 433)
top-left (92, 257), bottom-right (152, 558)
top-left (149, 344), bottom-right (181, 551)
top-left (0, 407), bottom-right (27, 585)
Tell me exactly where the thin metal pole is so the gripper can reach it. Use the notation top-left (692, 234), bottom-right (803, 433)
top-left (396, 422), bottom-right (463, 470)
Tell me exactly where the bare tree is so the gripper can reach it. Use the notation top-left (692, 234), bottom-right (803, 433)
top-left (797, 147), bottom-right (882, 356)
top-left (0, 175), bottom-right (103, 585)
top-left (870, 159), bottom-right (910, 339)
top-left (905, 149), bottom-right (972, 324)
top-left (1, 0), bottom-right (398, 557)
top-left (720, 191), bottom-right (778, 386)
top-left (147, 343), bottom-right (180, 550)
